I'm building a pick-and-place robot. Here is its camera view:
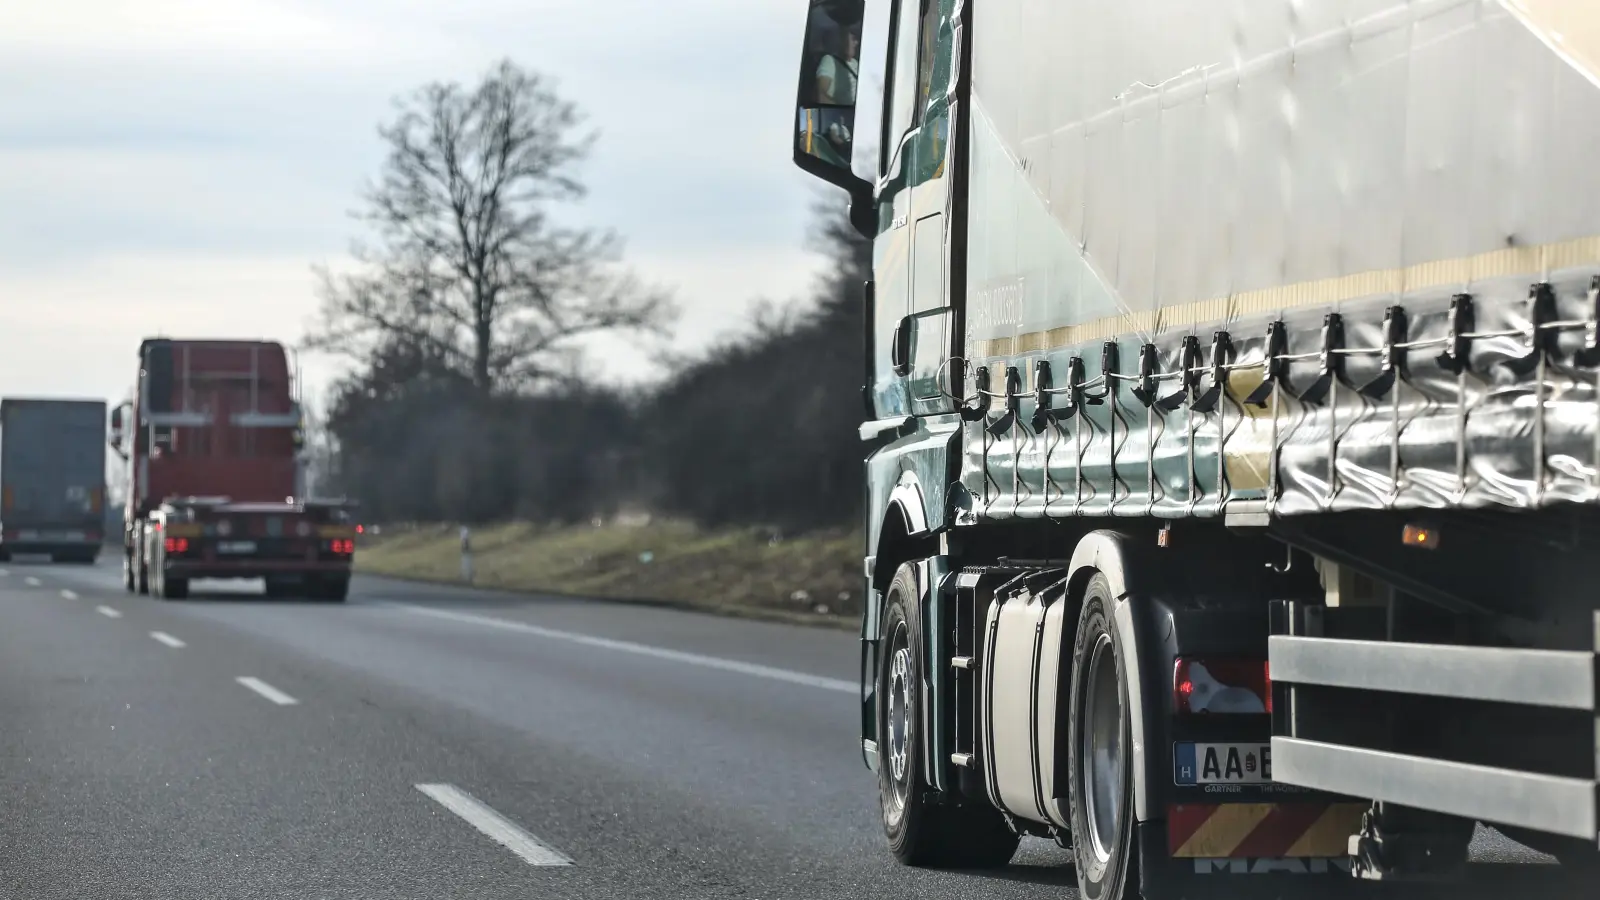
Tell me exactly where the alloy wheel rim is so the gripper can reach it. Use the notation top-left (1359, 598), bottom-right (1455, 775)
top-left (1082, 632), bottom-right (1124, 863)
top-left (885, 621), bottom-right (913, 810)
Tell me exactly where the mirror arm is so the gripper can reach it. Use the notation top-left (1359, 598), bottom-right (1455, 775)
top-left (796, 153), bottom-right (875, 238)
top-left (846, 178), bottom-right (875, 238)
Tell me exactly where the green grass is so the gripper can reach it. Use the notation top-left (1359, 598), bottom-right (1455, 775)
top-left (356, 521), bottom-right (864, 627)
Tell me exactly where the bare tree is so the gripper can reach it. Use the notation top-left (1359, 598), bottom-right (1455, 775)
top-left (308, 59), bottom-right (674, 394)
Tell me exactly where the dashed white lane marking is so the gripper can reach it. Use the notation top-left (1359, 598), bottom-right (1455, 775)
top-left (61, 589), bottom-right (79, 600)
top-left (24, 576), bottom-right (40, 587)
top-left (416, 783), bottom-right (573, 867)
top-left (96, 605), bottom-right (122, 619)
top-left (394, 603), bottom-right (856, 694)
top-left (150, 631), bottom-right (185, 648)
top-left (235, 676), bottom-right (298, 705)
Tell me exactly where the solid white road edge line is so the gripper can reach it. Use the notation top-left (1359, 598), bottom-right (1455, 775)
top-left (150, 631), bottom-right (186, 648)
top-left (96, 605), bottom-right (122, 618)
top-left (235, 676), bottom-right (298, 705)
top-left (415, 783), bottom-right (573, 867)
top-left (24, 576), bottom-right (40, 587)
top-left (393, 603), bottom-right (856, 694)
top-left (61, 589), bottom-right (79, 600)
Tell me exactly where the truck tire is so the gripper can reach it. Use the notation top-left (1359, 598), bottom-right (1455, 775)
top-left (1067, 573), bottom-right (1139, 900)
top-left (136, 556), bottom-right (149, 596)
top-left (123, 552), bottom-right (136, 592)
top-left (878, 564), bottom-right (1019, 869)
top-left (163, 576), bottom-right (189, 600)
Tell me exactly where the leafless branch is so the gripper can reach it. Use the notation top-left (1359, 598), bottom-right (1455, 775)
top-left (307, 58), bottom-right (675, 394)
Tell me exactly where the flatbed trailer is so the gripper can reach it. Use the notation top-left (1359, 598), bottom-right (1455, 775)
top-left (788, 0), bottom-right (1600, 895)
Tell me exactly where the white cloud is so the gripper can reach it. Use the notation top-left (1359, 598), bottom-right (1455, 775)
top-left (0, 253), bottom-right (333, 403)
top-left (4, 0), bottom-right (440, 67)
top-left (0, 0), bottom-right (843, 404)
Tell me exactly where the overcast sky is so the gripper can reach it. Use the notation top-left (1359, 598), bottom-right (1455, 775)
top-left (0, 0), bottom-right (844, 410)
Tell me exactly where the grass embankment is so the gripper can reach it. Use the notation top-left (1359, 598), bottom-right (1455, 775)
top-left (355, 521), bottom-right (863, 628)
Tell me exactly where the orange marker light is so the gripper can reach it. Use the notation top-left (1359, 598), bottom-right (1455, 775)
top-left (1402, 524), bottom-right (1440, 549)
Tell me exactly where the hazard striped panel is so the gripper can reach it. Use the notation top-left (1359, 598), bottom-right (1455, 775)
top-left (1168, 803), bottom-right (1366, 858)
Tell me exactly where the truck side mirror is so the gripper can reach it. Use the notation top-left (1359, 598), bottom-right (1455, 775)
top-left (793, 0), bottom-right (875, 237)
top-left (108, 403), bottom-right (129, 460)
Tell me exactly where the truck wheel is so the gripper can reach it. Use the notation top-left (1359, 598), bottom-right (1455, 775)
top-left (879, 564), bottom-right (1019, 868)
top-left (163, 577), bottom-right (189, 600)
top-left (136, 557), bottom-right (150, 596)
top-left (123, 553), bottom-right (136, 592)
top-left (1067, 574), bottom-right (1139, 900)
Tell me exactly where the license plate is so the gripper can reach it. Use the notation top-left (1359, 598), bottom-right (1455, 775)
top-left (217, 541), bottom-right (257, 554)
top-left (16, 530), bottom-right (83, 541)
top-left (1175, 742), bottom-right (1272, 785)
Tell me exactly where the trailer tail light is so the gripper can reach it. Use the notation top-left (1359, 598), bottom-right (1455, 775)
top-left (329, 539), bottom-right (354, 555)
top-left (164, 537), bottom-right (190, 553)
top-left (1402, 523), bottom-right (1440, 550)
top-left (1174, 658), bottom-right (1271, 715)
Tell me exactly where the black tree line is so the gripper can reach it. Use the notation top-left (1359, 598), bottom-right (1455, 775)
top-left (311, 60), bottom-right (870, 530)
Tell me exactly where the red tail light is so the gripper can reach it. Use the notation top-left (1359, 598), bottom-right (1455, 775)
top-left (1173, 658), bottom-right (1271, 714)
top-left (329, 539), bottom-right (354, 555)
top-left (163, 537), bottom-right (189, 553)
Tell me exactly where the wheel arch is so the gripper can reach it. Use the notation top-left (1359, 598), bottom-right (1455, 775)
top-left (871, 474), bottom-right (939, 593)
top-left (1063, 529), bottom-right (1164, 825)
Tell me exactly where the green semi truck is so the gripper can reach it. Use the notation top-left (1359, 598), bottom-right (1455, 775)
top-left (792, 0), bottom-right (1600, 896)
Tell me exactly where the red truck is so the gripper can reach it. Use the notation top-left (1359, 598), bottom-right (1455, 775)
top-left (110, 338), bottom-right (357, 601)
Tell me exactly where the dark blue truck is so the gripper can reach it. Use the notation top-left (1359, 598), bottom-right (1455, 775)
top-left (0, 397), bottom-right (108, 563)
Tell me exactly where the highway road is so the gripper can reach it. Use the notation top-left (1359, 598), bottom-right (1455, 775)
top-left (0, 558), bottom-right (1566, 899)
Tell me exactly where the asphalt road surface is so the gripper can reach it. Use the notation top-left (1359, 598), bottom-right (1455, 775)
top-left (0, 556), bottom-right (1568, 899)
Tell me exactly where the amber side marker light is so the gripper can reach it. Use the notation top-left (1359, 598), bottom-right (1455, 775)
top-left (1402, 524), bottom-right (1440, 550)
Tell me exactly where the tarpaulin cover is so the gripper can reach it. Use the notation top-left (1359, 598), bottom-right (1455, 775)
top-left (960, 0), bottom-right (1600, 519)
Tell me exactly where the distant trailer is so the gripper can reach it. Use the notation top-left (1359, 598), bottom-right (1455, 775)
top-left (0, 397), bottom-right (108, 563)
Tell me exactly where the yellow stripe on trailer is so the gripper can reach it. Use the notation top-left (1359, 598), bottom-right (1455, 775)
top-left (163, 523), bottom-right (203, 538)
top-left (1169, 803), bottom-right (1367, 859)
top-left (1285, 805), bottom-right (1367, 859)
top-left (317, 525), bottom-right (356, 538)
